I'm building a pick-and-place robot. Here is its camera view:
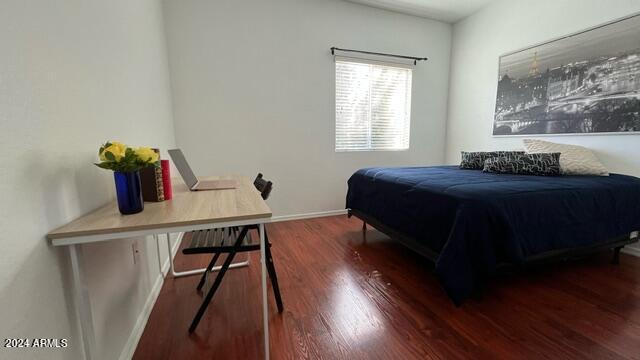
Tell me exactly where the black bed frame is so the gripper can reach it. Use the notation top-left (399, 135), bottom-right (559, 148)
top-left (347, 208), bottom-right (639, 268)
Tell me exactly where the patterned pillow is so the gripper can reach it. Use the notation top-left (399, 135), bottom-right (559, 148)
top-left (483, 153), bottom-right (561, 176)
top-left (523, 139), bottom-right (609, 176)
top-left (460, 151), bottom-right (525, 170)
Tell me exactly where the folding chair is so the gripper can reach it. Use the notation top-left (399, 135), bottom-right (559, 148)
top-left (182, 173), bottom-right (283, 333)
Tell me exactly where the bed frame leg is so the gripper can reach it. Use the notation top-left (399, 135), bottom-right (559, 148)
top-left (611, 246), bottom-right (623, 265)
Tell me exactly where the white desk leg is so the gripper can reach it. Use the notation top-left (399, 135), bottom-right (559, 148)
top-left (164, 232), bottom-right (250, 278)
top-left (259, 223), bottom-right (269, 360)
top-left (154, 234), bottom-right (165, 276)
top-left (69, 244), bottom-right (96, 360)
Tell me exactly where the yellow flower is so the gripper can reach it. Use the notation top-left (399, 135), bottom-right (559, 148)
top-left (100, 141), bottom-right (127, 162)
top-left (135, 147), bottom-right (159, 164)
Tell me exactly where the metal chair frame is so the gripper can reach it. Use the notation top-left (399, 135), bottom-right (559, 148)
top-left (182, 173), bottom-right (283, 333)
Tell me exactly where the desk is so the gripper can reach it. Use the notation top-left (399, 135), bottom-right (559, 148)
top-left (47, 176), bottom-right (272, 360)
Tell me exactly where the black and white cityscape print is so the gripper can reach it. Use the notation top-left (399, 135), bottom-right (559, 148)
top-left (493, 15), bottom-right (640, 135)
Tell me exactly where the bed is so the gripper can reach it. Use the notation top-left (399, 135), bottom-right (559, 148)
top-left (346, 166), bottom-right (640, 305)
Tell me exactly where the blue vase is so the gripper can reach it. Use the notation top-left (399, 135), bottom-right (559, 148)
top-left (114, 171), bottom-right (144, 215)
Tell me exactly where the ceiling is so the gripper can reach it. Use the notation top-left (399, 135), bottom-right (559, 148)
top-left (346, 0), bottom-right (495, 23)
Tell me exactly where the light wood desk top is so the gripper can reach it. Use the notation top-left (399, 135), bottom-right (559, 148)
top-left (47, 175), bottom-right (272, 241)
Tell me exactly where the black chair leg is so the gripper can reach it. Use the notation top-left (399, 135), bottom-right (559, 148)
top-left (263, 231), bottom-right (283, 313)
top-left (189, 227), bottom-right (248, 333)
top-left (196, 252), bottom-right (222, 291)
top-left (612, 246), bottom-right (623, 265)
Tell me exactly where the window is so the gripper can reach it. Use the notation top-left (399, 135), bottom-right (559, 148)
top-left (335, 59), bottom-right (412, 152)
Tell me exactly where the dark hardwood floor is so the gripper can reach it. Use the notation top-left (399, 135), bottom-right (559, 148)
top-left (134, 216), bottom-right (640, 359)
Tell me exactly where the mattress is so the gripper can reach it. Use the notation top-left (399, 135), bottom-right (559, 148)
top-left (346, 166), bottom-right (640, 304)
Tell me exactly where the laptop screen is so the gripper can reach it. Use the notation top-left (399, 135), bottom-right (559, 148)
top-left (168, 149), bottom-right (198, 189)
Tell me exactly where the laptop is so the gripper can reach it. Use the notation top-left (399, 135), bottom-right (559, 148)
top-left (168, 149), bottom-right (237, 191)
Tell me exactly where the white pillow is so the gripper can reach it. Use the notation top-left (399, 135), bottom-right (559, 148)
top-left (523, 139), bottom-right (609, 176)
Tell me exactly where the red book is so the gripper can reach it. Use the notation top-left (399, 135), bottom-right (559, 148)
top-left (161, 159), bottom-right (172, 200)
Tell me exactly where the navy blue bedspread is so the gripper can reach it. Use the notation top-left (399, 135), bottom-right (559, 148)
top-left (346, 166), bottom-right (640, 305)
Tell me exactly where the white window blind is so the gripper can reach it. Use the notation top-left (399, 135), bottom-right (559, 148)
top-left (335, 59), bottom-right (412, 152)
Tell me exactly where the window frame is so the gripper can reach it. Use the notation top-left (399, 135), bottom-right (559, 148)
top-left (334, 56), bottom-right (413, 152)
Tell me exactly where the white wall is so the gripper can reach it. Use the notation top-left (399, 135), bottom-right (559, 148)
top-left (445, 0), bottom-right (640, 253)
top-left (446, 0), bottom-right (640, 170)
top-left (162, 0), bottom-right (452, 216)
top-left (0, 1), bottom-right (176, 359)
top-left (7, 1), bottom-right (638, 358)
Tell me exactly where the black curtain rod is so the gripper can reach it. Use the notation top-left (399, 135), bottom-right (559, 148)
top-left (330, 47), bottom-right (428, 65)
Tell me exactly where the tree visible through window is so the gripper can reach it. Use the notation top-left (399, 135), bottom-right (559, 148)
top-left (335, 59), bottom-right (412, 151)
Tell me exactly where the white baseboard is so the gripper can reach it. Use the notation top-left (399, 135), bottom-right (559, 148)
top-left (118, 233), bottom-right (183, 360)
top-left (271, 209), bottom-right (347, 222)
top-left (118, 271), bottom-right (164, 360)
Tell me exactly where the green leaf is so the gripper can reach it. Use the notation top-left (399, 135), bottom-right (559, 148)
top-left (105, 151), bottom-right (115, 161)
top-left (95, 162), bottom-right (115, 170)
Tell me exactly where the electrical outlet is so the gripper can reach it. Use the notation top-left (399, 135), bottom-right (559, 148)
top-left (132, 241), bottom-right (141, 264)
top-left (631, 231), bottom-right (639, 239)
